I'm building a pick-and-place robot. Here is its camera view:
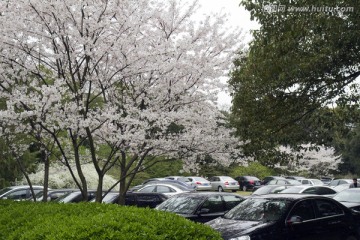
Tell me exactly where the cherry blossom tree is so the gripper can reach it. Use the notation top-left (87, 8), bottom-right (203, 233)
top-left (278, 144), bottom-right (342, 176)
top-left (0, 0), bottom-right (243, 203)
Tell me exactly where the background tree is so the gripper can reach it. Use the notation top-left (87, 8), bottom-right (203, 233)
top-left (230, 0), bottom-right (360, 166)
top-left (0, 0), bottom-right (243, 203)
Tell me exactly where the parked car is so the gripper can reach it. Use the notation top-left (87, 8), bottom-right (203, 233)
top-left (235, 176), bottom-right (261, 191)
top-left (279, 185), bottom-right (338, 197)
top-left (300, 178), bottom-right (324, 186)
top-left (55, 190), bottom-right (97, 203)
top-left (261, 176), bottom-right (287, 185)
top-left (253, 178), bottom-right (301, 191)
top-left (252, 185), bottom-right (288, 195)
top-left (333, 183), bottom-right (351, 193)
top-left (187, 176), bottom-right (212, 191)
top-left (321, 176), bottom-right (334, 185)
top-left (0, 185), bottom-right (45, 200)
top-left (156, 192), bottom-right (244, 223)
top-left (136, 183), bottom-right (194, 197)
top-left (209, 176), bottom-right (239, 192)
top-left (333, 188), bottom-right (360, 212)
top-left (328, 179), bottom-right (353, 188)
top-left (128, 179), bottom-right (195, 192)
top-left (285, 176), bottom-right (306, 182)
top-left (90, 192), bottom-right (168, 208)
top-left (164, 176), bottom-right (195, 188)
top-left (32, 189), bottom-right (77, 202)
top-left (206, 194), bottom-right (360, 240)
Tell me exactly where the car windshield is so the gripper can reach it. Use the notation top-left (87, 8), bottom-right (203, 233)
top-left (101, 193), bottom-right (118, 203)
top-left (253, 186), bottom-right (283, 195)
top-left (334, 190), bottom-right (360, 203)
top-left (156, 195), bottom-right (204, 214)
top-left (0, 187), bottom-right (12, 196)
top-left (223, 198), bottom-right (291, 222)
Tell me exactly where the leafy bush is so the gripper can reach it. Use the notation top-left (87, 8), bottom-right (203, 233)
top-left (0, 200), bottom-right (221, 240)
top-left (230, 162), bottom-right (275, 179)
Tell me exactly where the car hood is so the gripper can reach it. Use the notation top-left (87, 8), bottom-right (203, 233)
top-left (206, 217), bottom-right (274, 239)
top-left (339, 201), bottom-right (360, 209)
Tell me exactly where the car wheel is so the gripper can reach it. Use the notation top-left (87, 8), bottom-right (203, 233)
top-left (218, 186), bottom-right (224, 192)
top-left (242, 186), bottom-right (247, 192)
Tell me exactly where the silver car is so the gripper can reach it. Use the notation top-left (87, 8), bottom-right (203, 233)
top-left (209, 176), bottom-right (239, 192)
top-left (187, 176), bottom-right (212, 191)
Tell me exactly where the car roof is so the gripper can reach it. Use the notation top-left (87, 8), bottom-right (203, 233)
top-left (7, 185), bottom-right (44, 189)
top-left (173, 192), bottom-right (243, 198)
top-left (249, 193), bottom-right (330, 200)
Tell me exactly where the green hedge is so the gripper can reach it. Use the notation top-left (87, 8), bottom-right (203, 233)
top-left (0, 200), bottom-right (221, 240)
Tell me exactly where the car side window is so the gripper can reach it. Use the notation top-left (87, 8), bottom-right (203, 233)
top-left (223, 195), bottom-right (243, 210)
top-left (268, 180), bottom-right (277, 185)
top-left (303, 187), bottom-right (316, 194)
top-left (156, 186), bottom-right (174, 193)
top-left (302, 180), bottom-right (309, 184)
top-left (138, 186), bottom-right (156, 193)
top-left (315, 199), bottom-right (343, 217)
top-left (277, 180), bottom-right (286, 185)
top-left (316, 187), bottom-right (336, 195)
top-left (6, 189), bottom-right (28, 200)
top-left (289, 200), bottom-right (315, 221)
top-left (202, 196), bottom-right (224, 213)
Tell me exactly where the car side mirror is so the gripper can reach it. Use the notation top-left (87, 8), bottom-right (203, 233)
top-left (287, 215), bottom-right (303, 225)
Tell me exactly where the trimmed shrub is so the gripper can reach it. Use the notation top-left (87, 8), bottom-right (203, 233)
top-left (0, 200), bottom-right (221, 240)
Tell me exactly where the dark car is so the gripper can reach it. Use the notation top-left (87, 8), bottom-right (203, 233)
top-left (91, 192), bottom-right (168, 208)
top-left (206, 194), bottom-right (360, 240)
top-left (32, 189), bottom-right (78, 202)
top-left (235, 176), bottom-right (261, 191)
top-left (54, 190), bottom-right (97, 203)
top-left (333, 188), bottom-right (360, 212)
top-left (156, 192), bottom-right (244, 223)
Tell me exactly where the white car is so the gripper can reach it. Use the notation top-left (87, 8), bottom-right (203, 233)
top-left (136, 183), bottom-right (194, 197)
top-left (209, 176), bottom-right (239, 192)
top-left (164, 176), bottom-right (196, 188)
top-left (187, 176), bottom-right (212, 191)
top-left (300, 179), bottom-right (324, 186)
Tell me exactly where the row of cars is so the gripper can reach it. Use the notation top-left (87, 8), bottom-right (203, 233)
top-left (2, 179), bottom-right (360, 239)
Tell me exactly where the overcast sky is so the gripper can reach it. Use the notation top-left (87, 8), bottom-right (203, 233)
top-left (196, 0), bottom-right (260, 108)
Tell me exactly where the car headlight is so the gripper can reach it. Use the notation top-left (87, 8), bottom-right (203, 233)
top-left (229, 236), bottom-right (251, 240)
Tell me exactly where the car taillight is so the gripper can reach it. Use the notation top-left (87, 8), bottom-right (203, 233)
top-left (195, 181), bottom-right (201, 185)
top-left (225, 181), bottom-right (229, 185)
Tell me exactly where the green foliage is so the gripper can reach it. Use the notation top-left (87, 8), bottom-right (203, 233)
top-left (0, 200), bottom-right (221, 240)
top-left (229, 162), bottom-right (275, 179)
top-left (230, 0), bottom-right (360, 165)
